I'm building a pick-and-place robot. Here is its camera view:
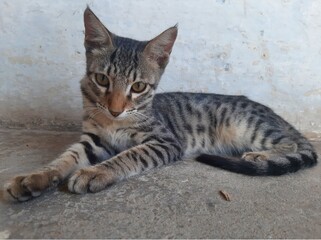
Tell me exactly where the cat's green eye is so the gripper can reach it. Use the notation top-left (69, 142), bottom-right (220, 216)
top-left (95, 73), bottom-right (109, 88)
top-left (131, 82), bottom-right (147, 93)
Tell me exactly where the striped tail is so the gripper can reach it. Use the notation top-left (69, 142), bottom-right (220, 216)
top-left (196, 149), bottom-right (318, 176)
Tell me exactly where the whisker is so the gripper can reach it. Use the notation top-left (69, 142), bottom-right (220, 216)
top-left (132, 112), bottom-right (149, 119)
top-left (84, 106), bottom-right (97, 110)
top-left (130, 113), bottom-right (151, 126)
top-left (88, 109), bottom-right (102, 119)
top-left (127, 112), bottom-right (145, 121)
top-left (158, 86), bottom-right (166, 92)
top-left (129, 112), bottom-right (144, 119)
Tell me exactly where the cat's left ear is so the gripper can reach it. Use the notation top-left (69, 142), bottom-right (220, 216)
top-left (143, 25), bottom-right (178, 68)
top-left (83, 7), bottom-right (114, 49)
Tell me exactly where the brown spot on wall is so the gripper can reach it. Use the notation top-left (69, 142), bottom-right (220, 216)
top-left (7, 56), bottom-right (33, 65)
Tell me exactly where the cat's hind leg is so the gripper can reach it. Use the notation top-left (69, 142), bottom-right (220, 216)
top-left (242, 142), bottom-right (298, 161)
top-left (196, 136), bottom-right (317, 176)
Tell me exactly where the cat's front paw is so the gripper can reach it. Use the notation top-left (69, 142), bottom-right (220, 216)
top-left (4, 169), bottom-right (62, 202)
top-left (68, 166), bottom-right (116, 194)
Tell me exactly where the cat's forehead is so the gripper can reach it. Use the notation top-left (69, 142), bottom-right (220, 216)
top-left (91, 47), bottom-right (138, 69)
top-left (91, 35), bottom-right (144, 56)
top-left (113, 36), bottom-right (147, 50)
top-left (88, 37), bottom-right (157, 83)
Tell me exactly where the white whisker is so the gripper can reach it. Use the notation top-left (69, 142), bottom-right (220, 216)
top-left (132, 111), bottom-right (149, 119)
top-left (88, 109), bottom-right (102, 119)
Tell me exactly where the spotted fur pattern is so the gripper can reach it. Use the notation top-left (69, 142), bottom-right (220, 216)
top-left (4, 7), bottom-right (317, 202)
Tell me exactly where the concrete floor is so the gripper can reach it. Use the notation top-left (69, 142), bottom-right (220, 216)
top-left (0, 129), bottom-right (320, 239)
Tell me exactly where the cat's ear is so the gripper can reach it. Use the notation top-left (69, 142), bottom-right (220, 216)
top-left (143, 25), bottom-right (178, 68)
top-left (84, 7), bottom-right (113, 49)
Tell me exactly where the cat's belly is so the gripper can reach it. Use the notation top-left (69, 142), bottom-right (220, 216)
top-left (182, 130), bottom-right (245, 159)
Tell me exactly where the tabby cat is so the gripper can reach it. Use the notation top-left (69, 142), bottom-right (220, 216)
top-left (4, 7), bottom-right (318, 202)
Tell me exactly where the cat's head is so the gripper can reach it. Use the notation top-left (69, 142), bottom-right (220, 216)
top-left (81, 7), bottom-right (177, 121)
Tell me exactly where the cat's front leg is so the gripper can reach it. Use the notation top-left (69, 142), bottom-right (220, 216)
top-left (68, 139), bottom-right (183, 194)
top-left (4, 169), bottom-right (62, 202)
top-left (4, 132), bottom-right (115, 202)
top-left (4, 146), bottom-right (83, 202)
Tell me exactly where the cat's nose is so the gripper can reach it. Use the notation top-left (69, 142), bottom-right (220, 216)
top-left (109, 109), bottom-right (122, 117)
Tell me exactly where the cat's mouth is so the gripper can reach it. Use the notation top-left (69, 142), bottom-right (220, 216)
top-left (110, 108), bottom-right (148, 122)
top-left (93, 103), bottom-right (147, 122)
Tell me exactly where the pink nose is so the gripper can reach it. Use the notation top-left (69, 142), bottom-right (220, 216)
top-left (109, 109), bottom-right (122, 117)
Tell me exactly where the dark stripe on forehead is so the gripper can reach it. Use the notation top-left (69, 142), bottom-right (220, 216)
top-left (113, 64), bottom-right (118, 74)
top-left (107, 65), bottom-right (112, 76)
top-left (110, 49), bottom-right (117, 63)
top-left (133, 71), bottom-right (137, 81)
top-left (126, 66), bottom-right (134, 78)
top-left (132, 52), bottom-right (139, 68)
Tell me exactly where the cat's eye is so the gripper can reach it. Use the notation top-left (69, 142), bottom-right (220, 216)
top-left (95, 73), bottom-right (109, 88)
top-left (131, 82), bottom-right (147, 93)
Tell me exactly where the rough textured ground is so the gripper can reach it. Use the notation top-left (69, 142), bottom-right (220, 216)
top-left (0, 129), bottom-right (320, 239)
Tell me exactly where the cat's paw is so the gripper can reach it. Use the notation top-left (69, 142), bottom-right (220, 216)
top-left (242, 152), bottom-right (268, 161)
top-left (68, 166), bottom-right (115, 194)
top-left (3, 170), bottom-right (61, 202)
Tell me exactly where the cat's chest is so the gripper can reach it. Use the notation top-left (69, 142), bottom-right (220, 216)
top-left (101, 128), bottom-right (134, 152)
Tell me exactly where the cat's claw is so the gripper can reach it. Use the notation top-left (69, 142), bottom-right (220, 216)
top-left (68, 166), bottom-right (115, 194)
top-left (3, 170), bottom-right (61, 202)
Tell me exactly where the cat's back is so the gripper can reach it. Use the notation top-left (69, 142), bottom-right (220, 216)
top-left (153, 92), bottom-right (249, 112)
top-left (154, 92), bottom-right (250, 102)
top-left (152, 92), bottom-right (253, 129)
top-left (152, 91), bottom-right (283, 130)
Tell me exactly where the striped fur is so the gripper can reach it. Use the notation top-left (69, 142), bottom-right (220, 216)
top-left (4, 7), bottom-right (317, 202)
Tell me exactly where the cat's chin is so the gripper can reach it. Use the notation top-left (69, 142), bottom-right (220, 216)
top-left (106, 114), bottom-right (135, 123)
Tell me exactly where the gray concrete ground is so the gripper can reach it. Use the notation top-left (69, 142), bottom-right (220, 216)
top-left (0, 128), bottom-right (320, 239)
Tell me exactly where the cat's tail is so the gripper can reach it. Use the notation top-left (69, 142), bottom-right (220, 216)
top-left (195, 147), bottom-right (318, 176)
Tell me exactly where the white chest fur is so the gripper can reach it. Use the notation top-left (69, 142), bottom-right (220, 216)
top-left (102, 128), bottom-right (133, 152)
top-left (83, 120), bottom-right (137, 153)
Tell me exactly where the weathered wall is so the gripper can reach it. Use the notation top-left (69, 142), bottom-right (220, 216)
top-left (0, 0), bottom-right (320, 135)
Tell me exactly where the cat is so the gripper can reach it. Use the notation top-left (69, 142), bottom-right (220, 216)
top-left (4, 7), bottom-right (318, 202)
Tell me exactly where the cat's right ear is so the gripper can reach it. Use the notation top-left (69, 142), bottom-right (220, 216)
top-left (143, 25), bottom-right (178, 69)
top-left (84, 7), bottom-right (113, 49)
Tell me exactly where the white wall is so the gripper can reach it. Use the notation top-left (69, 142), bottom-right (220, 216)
top-left (0, 0), bottom-right (321, 136)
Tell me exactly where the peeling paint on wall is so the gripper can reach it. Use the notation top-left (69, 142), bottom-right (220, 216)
top-left (304, 89), bottom-right (321, 97)
top-left (0, 0), bottom-right (321, 134)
